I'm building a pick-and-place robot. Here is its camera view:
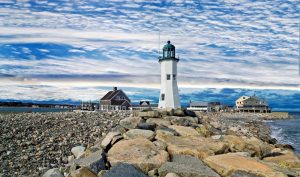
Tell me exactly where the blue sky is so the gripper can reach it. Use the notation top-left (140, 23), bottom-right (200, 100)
top-left (0, 0), bottom-right (299, 110)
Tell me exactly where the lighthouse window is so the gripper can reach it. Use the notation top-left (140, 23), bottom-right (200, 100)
top-left (167, 74), bottom-right (171, 80)
top-left (173, 74), bottom-right (176, 80)
top-left (161, 94), bottom-right (165, 101)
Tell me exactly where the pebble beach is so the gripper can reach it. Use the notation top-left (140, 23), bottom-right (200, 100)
top-left (0, 111), bottom-right (130, 176)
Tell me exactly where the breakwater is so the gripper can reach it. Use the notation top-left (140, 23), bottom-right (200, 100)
top-left (1, 110), bottom-right (299, 177)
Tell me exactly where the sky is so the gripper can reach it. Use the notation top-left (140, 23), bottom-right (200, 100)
top-left (0, 0), bottom-right (299, 111)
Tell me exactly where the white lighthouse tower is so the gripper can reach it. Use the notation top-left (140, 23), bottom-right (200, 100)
top-left (158, 41), bottom-right (181, 109)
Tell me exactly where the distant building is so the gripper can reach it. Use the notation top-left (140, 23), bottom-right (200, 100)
top-left (81, 101), bottom-right (98, 111)
top-left (235, 95), bottom-right (271, 113)
top-left (187, 101), bottom-right (208, 111)
top-left (188, 101), bottom-right (233, 112)
top-left (100, 87), bottom-right (131, 111)
top-left (208, 102), bottom-right (221, 112)
top-left (130, 100), bottom-right (158, 111)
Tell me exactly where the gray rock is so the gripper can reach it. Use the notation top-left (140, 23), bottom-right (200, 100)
top-left (42, 168), bottom-right (64, 177)
top-left (124, 129), bottom-right (155, 140)
top-left (158, 155), bottom-right (220, 177)
top-left (229, 170), bottom-right (261, 177)
top-left (74, 149), bottom-right (106, 174)
top-left (120, 117), bottom-right (141, 129)
top-left (268, 138), bottom-right (277, 144)
top-left (137, 122), bottom-right (156, 131)
top-left (101, 131), bottom-right (121, 150)
top-left (71, 146), bottom-right (86, 159)
top-left (102, 163), bottom-right (147, 177)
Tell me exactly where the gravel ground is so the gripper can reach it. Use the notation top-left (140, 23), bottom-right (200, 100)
top-left (0, 111), bottom-right (130, 176)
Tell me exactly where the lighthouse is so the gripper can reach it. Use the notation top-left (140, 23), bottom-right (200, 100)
top-left (158, 41), bottom-right (181, 109)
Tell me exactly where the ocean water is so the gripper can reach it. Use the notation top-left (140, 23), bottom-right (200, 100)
top-left (0, 107), bottom-right (69, 113)
top-left (267, 112), bottom-right (300, 154)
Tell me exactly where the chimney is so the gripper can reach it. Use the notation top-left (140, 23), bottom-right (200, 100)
top-left (113, 87), bottom-right (117, 91)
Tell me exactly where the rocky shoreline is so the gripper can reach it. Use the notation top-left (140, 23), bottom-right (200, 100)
top-left (1, 110), bottom-right (299, 177)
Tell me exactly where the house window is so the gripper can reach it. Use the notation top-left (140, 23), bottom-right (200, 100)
top-left (167, 74), bottom-right (171, 80)
top-left (173, 74), bottom-right (176, 80)
top-left (161, 94), bottom-right (165, 101)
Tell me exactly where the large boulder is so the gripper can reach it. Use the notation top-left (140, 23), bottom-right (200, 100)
top-left (183, 109), bottom-right (196, 117)
top-left (173, 109), bottom-right (185, 116)
top-left (263, 150), bottom-right (300, 168)
top-left (146, 118), bottom-right (171, 127)
top-left (107, 138), bottom-right (169, 173)
top-left (222, 135), bottom-right (274, 158)
top-left (137, 122), bottom-right (156, 131)
top-left (42, 168), bottom-right (64, 177)
top-left (101, 131), bottom-right (121, 150)
top-left (167, 116), bottom-right (198, 126)
top-left (71, 146), bottom-right (86, 159)
top-left (139, 111), bottom-right (160, 118)
top-left (168, 125), bottom-right (199, 136)
top-left (124, 129), bottom-right (155, 140)
top-left (120, 117), bottom-right (141, 129)
top-left (103, 163), bottom-right (147, 177)
top-left (204, 153), bottom-right (287, 177)
top-left (74, 149), bottom-right (106, 174)
top-left (158, 155), bottom-right (220, 177)
top-left (156, 134), bottom-right (228, 160)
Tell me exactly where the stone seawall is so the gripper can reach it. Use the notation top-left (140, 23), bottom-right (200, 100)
top-left (1, 110), bottom-right (299, 177)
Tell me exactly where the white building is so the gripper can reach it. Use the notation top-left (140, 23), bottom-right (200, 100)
top-left (236, 95), bottom-right (271, 113)
top-left (158, 41), bottom-right (181, 109)
top-left (187, 101), bottom-right (208, 111)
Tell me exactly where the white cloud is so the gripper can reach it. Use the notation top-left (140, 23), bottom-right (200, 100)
top-left (0, 0), bottom-right (299, 101)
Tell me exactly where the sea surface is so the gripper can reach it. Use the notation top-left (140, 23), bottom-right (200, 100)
top-left (266, 112), bottom-right (300, 154)
top-left (0, 106), bottom-right (69, 113)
